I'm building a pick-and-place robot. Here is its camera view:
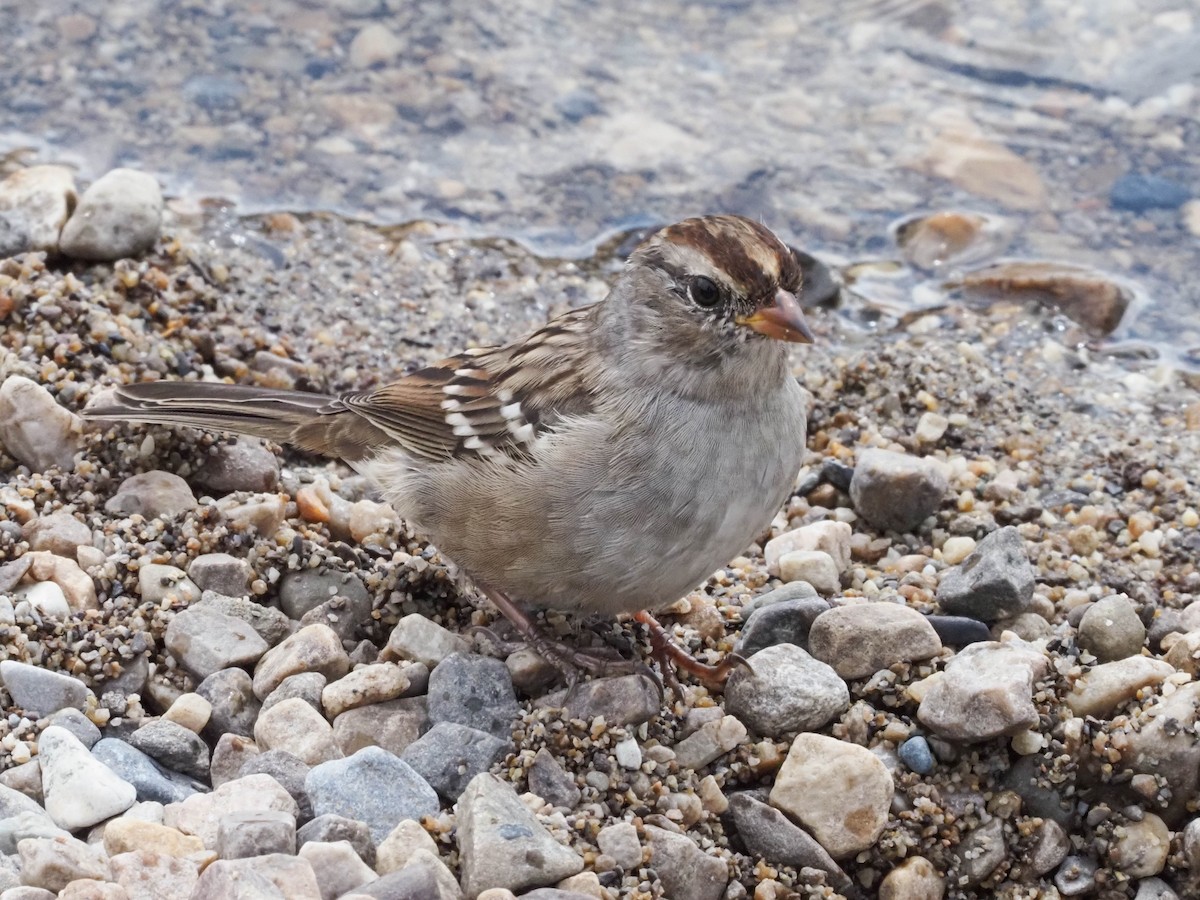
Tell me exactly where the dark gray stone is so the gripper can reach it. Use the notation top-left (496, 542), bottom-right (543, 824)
top-left (401, 721), bottom-right (509, 801)
top-left (305, 747), bottom-right (439, 843)
top-left (45, 708), bottom-right (100, 748)
top-left (537, 673), bottom-right (660, 727)
top-left (728, 794), bottom-right (848, 889)
top-left (280, 570), bottom-right (368, 621)
top-left (740, 581), bottom-right (822, 618)
top-left (164, 606), bottom-right (269, 678)
top-left (297, 814), bottom-right (375, 867)
top-left (528, 747), bottom-right (581, 810)
top-left (127, 718), bottom-right (211, 779)
top-left (216, 808), bottom-right (296, 859)
top-left (427, 652), bottom-right (519, 740)
top-left (925, 615), bottom-right (992, 646)
top-left (91, 737), bottom-right (201, 804)
top-left (193, 591), bottom-right (292, 646)
top-left (935, 526), bottom-right (1035, 621)
top-left (194, 438), bottom-right (280, 494)
top-left (188, 552), bottom-right (253, 597)
top-left (849, 448), bottom-right (948, 533)
top-left (898, 736), bottom-right (935, 775)
top-left (736, 597), bottom-right (830, 657)
top-left (299, 590), bottom-right (372, 643)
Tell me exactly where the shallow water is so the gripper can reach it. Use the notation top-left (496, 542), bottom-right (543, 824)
top-left (3, 0), bottom-right (1198, 365)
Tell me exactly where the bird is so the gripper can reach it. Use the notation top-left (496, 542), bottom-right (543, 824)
top-left (86, 214), bottom-right (813, 687)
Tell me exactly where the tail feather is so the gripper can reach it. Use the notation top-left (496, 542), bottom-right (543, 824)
top-left (85, 382), bottom-right (388, 461)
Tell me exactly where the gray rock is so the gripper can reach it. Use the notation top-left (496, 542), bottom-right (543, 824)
top-left (0, 810), bottom-right (69, 856)
top-left (384, 613), bottom-right (471, 668)
top-left (297, 840), bottom-right (376, 900)
top-left (211, 733), bottom-right (261, 787)
top-left (305, 747), bottom-right (439, 843)
top-left (0, 165), bottom-right (76, 257)
top-left (39, 726), bottom-right (137, 829)
top-left (849, 448), bottom-right (948, 533)
top-left (1125, 681), bottom-right (1200, 822)
top-left (171, 773), bottom-right (298, 850)
top-left (333, 697), bottom-right (428, 757)
top-left (644, 824), bottom-right (728, 900)
top-left (297, 814), bottom-right (375, 867)
top-left (935, 526), bottom-right (1035, 621)
top-left (898, 736), bottom-right (935, 774)
top-left (740, 581), bottom-right (822, 618)
top-left (0, 376), bottom-right (81, 473)
top-left (1054, 855), bottom-right (1098, 896)
top-left (808, 602), bottom-right (942, 680)
top-left (216, 808), bottom-right (297, 859)
top-left (918, 640), bottom-right (1048, 742)
top-left (194, 438), bottom-right (280, 494)
top-left (0, 783), bottom-right (54, 826)
top-left (1002, 754), bottom-right (1073, 827)
top-left (1134, 877), bottom-right (1179, 900)
top-left (128, 718), bottom-right (210, 779)
top-left (92, 737), bottom-right (200, 804)
top-left (196, 668), bottom-right (262, 738)
top-left (279, 570), bottom-right (368, 621)
top-left (261, 672), bottom-right (327, 716)
top-left (0, 760), bottom-right (42, 803)
top-left (165, 606), bottom-right (269, 680)
top-left (401, 721), bottom-right (509, 801)
top-left (138, 563), bottom-right (201, 605)
top-left (0, 660), bottom-right (88, 717)
top-left (103, 470), bottom-right (196, 519)
top-left (537, 673), bottom-right (661, 727)
top-left (457, 773), bottom-right (584, 897)
top-left (528, 747), bottom-right (581, 810)
top-left (299, 590), bottom-right (372, 644)
top-left (728, 793), bottom-right (848, 889)
top-left (194, 590), bottom-right (293, 646)
top-left (190, 853), bottom-right (320, 900)
top-left (349, 850), bottom-right (460, 899)
top-left (725, 643), bottom-right (848, 737)
top-left (1078, 595), bottom-right (1146, 662)
top-left (58, 168), bottom-right (163, 261)
top-left (427, 652), bottom-right (519, 740)
top-left (597, 821), bottom-right (641, 869)
top-left (21, 512), bottom-right (92, 558)
top-left (736, 597), bottom-right (830, 657)
top-left (926, 614), bottom-right (992, 646)
top-left (239, 750), bottom-right (313, 822)
top-left (188, 553), bottom-right (253, 597)
top-left (952, 818), bottom-right (1007, 886)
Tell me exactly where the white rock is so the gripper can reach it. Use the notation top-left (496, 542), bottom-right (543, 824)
top-left (169, 773), bottom-right (298, 849)
top-left (39, 726), bottom-right (136, 830)
top-left (13, 581), bottom-right (70, 618)
top-left (0, 165), bottom-right (76, 257)
top-left (778, 550), bottom-right (841, 594)
top-left (0, 375), bottom-right (81, 472)
top-left (614, 737), bottom-right (642, 771)
top-left (58, 168), bottom-right (163, 261)
top-left (765, 521), bottom-right (852, 574)
top-left (348, 24), bottom-right (404, 68)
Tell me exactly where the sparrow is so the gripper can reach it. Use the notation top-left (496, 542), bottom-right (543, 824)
top-left (86, 214), bottom-right (813, 685)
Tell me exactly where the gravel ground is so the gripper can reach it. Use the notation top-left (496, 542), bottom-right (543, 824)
top-left (1, 202), bottom-right (1200, 899)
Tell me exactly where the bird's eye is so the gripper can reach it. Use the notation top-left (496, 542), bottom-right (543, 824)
top-left (689, 276), bottom-right (721, 308)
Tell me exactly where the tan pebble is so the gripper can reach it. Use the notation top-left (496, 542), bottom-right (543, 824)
top-left (940, 536), bottom-right (976, 565)
top-left (558, 871), bottom-right (603, 897)
top-left (163, 693), bottom-right (212, 733)
top-left (880, 855), bottom-right (945, 899)
top-left (104, 817), bottom-right (206, 857)
top-left (376, 818), bottom-right (438, 874)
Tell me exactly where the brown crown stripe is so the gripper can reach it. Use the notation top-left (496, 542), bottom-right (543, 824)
top-left (661, 216), bottom-right (801, 299)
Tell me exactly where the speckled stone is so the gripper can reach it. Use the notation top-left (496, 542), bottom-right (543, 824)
top-left (725, 643), bottom-right (848, 737)
top-left (58, 168), bottom-right (163, 261)
top-left (935, 526), bottom-right (1035, 622)
top-left (808, 602), bottom-right (942, 680)
top-left (305, 747), bottom-right (439, 843)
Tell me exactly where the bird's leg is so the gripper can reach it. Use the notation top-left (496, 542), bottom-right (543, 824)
top-left (634, 610), bottom-right (752, 689)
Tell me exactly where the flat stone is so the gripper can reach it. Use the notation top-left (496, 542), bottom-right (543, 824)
top-left (253, 624), bottom-right (349, 699)
top-left (137, 564), bottom-right (201, 605)
top-left (279, 570), bottom-right (368, 621)
top-left (189, 854), bottom-right (320, 900)
top-left (216, 809), bottom-right (296, 860)
top-left (728, 793), bottom-right (847, 888)
top-left (0, 376), bottom-right (81, 473)
top-left (58, 168), bottom-right (163, 261)
top-left (104, 470), bottom-right (196, 520)
top-left (401, 721), bottom-right (509, 801)
top-left (109, 849), bottom-right (200, 900)
top-left (196, 668), bottom-right (261, 738)
top-left (0, 165), bottom-right (76, 257)
top-left (299, 591), bottom-right (372, 644)
top-left (0, 660), bottom-right (88, 717)
top-left (322, 663), bottom-right (411, 718)
top-left (194, 438), bottom-right (280, 495)
top-left (777, 550), bottom-right (841, 594)
top-left (849, 448), bottom-right (948, 533)
top-left (188, 553), bottom-right (252, 598)
top-left (1078, 595), bottom-right (1146, 662)
top-left (528, 747), bottom-right (581, 810)
top-left (102, 818), bottom-right (205, 859)
top-left (427, 653), bottom-right (519, 740)
top-left (39, 726), bottom-right (137, 829)
top-left (536, 674), bottom-right (660, 727)
top-left (254, 697), bottom-right (342, 766)
top-left (736, 597), bottom-right (830, 657)
top-left (376, 819), bottom-right (438, 874)
top-left (21, 512), bottom-right (92, 558)
top-left (672, 715), bottom-right (746, 770)
top-left (725, 643), bottom-right (848, 738)
top-left (128, 719), bottom-right (211, 779)
top-left (926, 614), bottom-right (992, 646)
top-left (306, 747), bottom-right (439, 843)
top-left (1066, 656), bottom-right (1174, 718)
top-left (333, 697), bottom-right (428, 757)
top-left (644, 824), bottom-right (728, 900)
top-left (456, 774), bottom-right (584, 897)
top-left (192, 592), bottom-right (292, 647)
top-left (384, 613), bottom-right (471, 668)
top-left (741, 581), bottom-right (822, 618)
top-left (11, 581), bottom-right (70, 619)
top-left (297, 815), bottom-right (375, 867)
top-left (15, 835), bottom-right (110, 893)
top-left (91, 738), bottom-right (199, 805)
top-left (769, 733), bottom-right (894, 859)
top-left (935, 526), bottom-right (1035, 621)
top-left (170, 773), bottom-right (299, 849)
top-left (917, 639), bottom-right (1048, 742)
top-left (297, 840), bottom-right (376, 899)
top-left (808, 603), bottom-right (942, 680)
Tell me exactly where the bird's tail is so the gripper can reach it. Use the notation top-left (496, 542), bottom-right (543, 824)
top-left (85, 382), bottom-right (386, 461)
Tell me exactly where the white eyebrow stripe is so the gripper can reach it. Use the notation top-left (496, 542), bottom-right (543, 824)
top-left (498, 401), bottom-right (522, 420)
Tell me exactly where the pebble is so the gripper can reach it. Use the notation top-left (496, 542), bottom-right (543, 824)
top-left (935, 526), bottom-right (1035, 621)
top-left (190, 854), bottom-right (320, 899)
top-left (216, 492), bottom-right (286, 535)
top-left (21, 512), bottom-right (93, 558)
top-left (238, 749), bottom-right (312, 821)
top-left (728, 793), bottom-right (847, 887)
top-left (216, 808), bottom-right (297, 859)
top-left (1078, 595), bottom-right (1146, 661)
top-left (1022, 818), bottom-right (1069, 879)
top-left (917, 639), bottom-right (1048, 742)
top-left (808, 602), bottom-right (943, 680)
top-left (456, 774), bottom-right (584, 897)
top-left (170, 773), bottom-right (298, 849)
top-left (162, 692), bottom-right (212, 733)
top-left (46, 708), bottom-right (100, 748)
top-left (849, 448), bottom-right (949, 533)
top-left (1165, 628), bottom-right (1200, 675)
top-left (376, 818), bottom-right (438, 873)
top-left (1108, 813), bottom-right (1170, 877)
top-left (58, 168), bottom-right (163, 261)
top-left (769, 733), bottom-right (894, 859)
top-left (613, 736), bottom-right (641, 771)
top-left (165, 606), bottom-right (270, 679)
top-left (725, 643), bottom-right (849, 737)
top-left (528, 747), bottom-right (581, 810)
top-left (0, 165), bottom-right (77, 257)
top-left (940, 535), bottom-right (976, 565)
top-left (252, 624), bottom-right (350, 699)
top-left (1126, 681), bottom-right (1200, 821)
top-left (298, 814), bottom-right (375, 867)
top-left (384, 613), bottom-right (470, 668)
top-left (193, 437), bottom-right (280, 494)
top-left (400, 721), bottom-right (509, 801)
top-left (193, 591), bottom-right (292, 646)
top-left (951, 818), bottom-right (1006, 886)
top-left (879, 855), bottom-right (944, 900)
top-left (1109, 173), bottom-right (1190, 212)
top-left (644, 824), bottom-right (728, 900)
top-left (895, 208), bottom-right (1001, 269)
top-left (11, 581), bottom-right (71, 619)
top-left (427, 652), bottom-right (520, 740)
top-left (305, 747), bottom-right (439, 843)
top-left (764, 521), bottom-right (852, 574)
top-left (137, 564), bottom-right (201, 605)
top-left (537, 673), bottom-right (662, 727)
top-left (300, 589), bottom-right (372, 644)
top-left (332, 697), bottom-right (428, 757)
top-left (279, 569), bottom-right (369, 621)
top-left (360, 848), bottom-right (461, 899)
top-left (1065, 656), bottom-right (1173, 717)
top-left (196, 668), bottom-right (261, 738)
top-left (919, 118), bottom-right (1046, 209)
top-left (1134, 877), bottom-right (1179, 900)
top-left (297, 840), bottom-right (376, 898)
top-left (21, 551), bottom-right (96, 611)
top-left (925, 614), bottom-right (992, 646)
top-left (39, 726), bottom-right (137, 829)
top-left (15, 836), bottom-right (111, 894)
top-left (1055, 855), bottom-right (1098, 895)
top-left (127, 719), bottom-right (211, 780)
top-left (348, 23), bottom-right (404, 68)
top-left (0, 376), bottom-right (81, 473)
top-left (672, 715), bottom-right (747, 770)
top-left (915, 411), bottom-right (950, 445)
top-left (0, 660), bottom-right (88, 718)
top-left (777, 550), bottom-right (841, 594)
top-left (957, 261), bottom-right (1130, 335)
top-left (740, 581), bottom-right (821, 618)
top-left (103, 470), bottom-right (197, 520)
top-left (255, 696), bottom-right (342, 765)
top-left (187, 553), bottom-right (252, 597)
top-left (736, 596), bottom-right (830, 657)
top-left (897, 736), bottom-right (936, 775)
top-left (91, 738), bottom-right (199, 805)
top-left (321, 663), bottom-right (410, 718)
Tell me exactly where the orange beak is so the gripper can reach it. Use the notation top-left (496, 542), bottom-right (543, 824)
top-left (737, 288), bottom-right (814, 343)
